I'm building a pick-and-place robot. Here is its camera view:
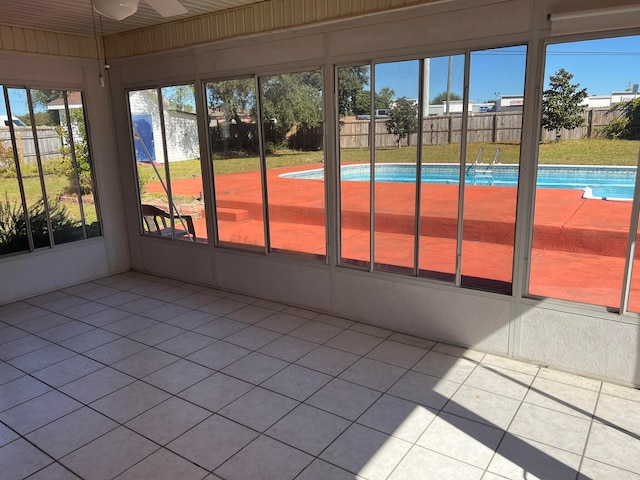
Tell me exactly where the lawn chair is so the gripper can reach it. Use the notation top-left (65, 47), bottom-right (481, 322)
top-left (141, 204), bottom-right (196, 241)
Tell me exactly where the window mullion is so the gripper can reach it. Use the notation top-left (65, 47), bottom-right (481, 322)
top-left (455, 53), bottom-right (471, 287)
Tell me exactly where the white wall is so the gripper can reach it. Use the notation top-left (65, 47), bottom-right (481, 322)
top-left (0, 51), bottom-right (130, 304)
top-left (108, 0), bottom-right (640, 386)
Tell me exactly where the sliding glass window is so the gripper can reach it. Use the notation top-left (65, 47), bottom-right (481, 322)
top-left (529, 35), bottom-right (640, 308)
top-left (206, 78), bottom-right (263, 249)
top-left (0, 86), bottom-right (100, 257)
top-left (259, 70), bottom-right (326, 258)
top-left (129, 85), bottom-right (205, 243)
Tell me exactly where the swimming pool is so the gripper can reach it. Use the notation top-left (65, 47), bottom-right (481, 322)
top-left (280, 163), bottom-right (638, 200)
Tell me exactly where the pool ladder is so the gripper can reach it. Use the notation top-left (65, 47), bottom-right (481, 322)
top-left (466, 147), bottom-right (500, 185)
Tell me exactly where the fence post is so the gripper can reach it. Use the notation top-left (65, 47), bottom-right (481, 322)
top-left (492, 113), bottom-right (497, 143)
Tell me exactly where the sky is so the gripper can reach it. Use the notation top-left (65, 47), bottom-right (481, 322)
top-left (374, 35), bottom-right (640, 103)
top-left (2, 35), bottom-right (640, 117)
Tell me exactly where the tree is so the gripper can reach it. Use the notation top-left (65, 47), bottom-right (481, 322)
top-left (353, 87), bottom-right (396, 116)
top-left (208, 78), bottom-right (256, 123)
top-left (337, 66), bottom-right (370, 116)
top-left (163, 85), bottom-right (195, 112)
top-left (431, 91), bottom-right (462, 105)
top-left (541, 68), bottom-right (587, 140)
top-left (601, 98), bottom-right (640, 140)
top-left (259, 71), bottom-right (323, 149)
top-left (386, 97), bottom-right (418, 148)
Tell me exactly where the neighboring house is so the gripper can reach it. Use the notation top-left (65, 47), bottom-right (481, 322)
top-left (128, 90), bottom-right (199, 163)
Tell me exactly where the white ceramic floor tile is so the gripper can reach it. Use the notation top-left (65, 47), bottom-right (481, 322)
top-left (97, 291), bottom-right (143, 308)
top-left (214, 435), bottom-right (313, 480)
top-left (148, 286), bottom-right (194, 303)
top-left (411, 351), bottom-right (478, 383)
top-left (266, 404), bottom-right (351, 455)
top-left (488, 433), bottom-right (581, 480)
top-left (261, 364), bottom-right (331, 401)
top-left (349, 323), bottom-right (392, 338)
top-left (463, 364), bottom-right (534, 401)
top-left (143, 359), bottom-right (213, 394)
top-left (306, 378), bottom-right (381, 421)
top-left (84, 338), bottom-right (148, 364)
top-left (0, 325), bottom-right (29, 345)
top-left (314, 313), bottom-right (355, 329)
top-left (19, 313), bottom-right (71, 333)
top-left (0, 375), bottom-right (51, 411)
top-left (254, 312), bottom-right (308, 333)
top-left (584, 422), bottom-right (640, 474)
top-left (219, 386), bottom-right (299, 432)
top-left (59, 329), bottom-right (121, 353)
top-left (224, 326), bottom-right (282, 350)
top-left (193, 318), bottom-right (248, 339)
top-left (114, 447), bottom-right (209, 480)
top-left (126, 323), bottom-right (186, 346)
top-left (60, 301), bottom-right (110, 320)
top-left (80, 308), bottom-right (132, 327)
top-left (325, 330), bottom-right (383, 356)
top-left (32, 355), bottom-right (103, 387)
top-left (7, 344), bottom-right (76, 373)
top-left (59, 367), bottom-right (135, 404)
top-left (388, 444), bottom-right (484, 480)
top-left (288, 321), bottom-right (344, 343)
top-left (178, 373), bottom-right (254, 412)
top-left (482, 353), bottom-right (540, 376)
top-left (39, 296), bottom-right (88, 313)
top-left (139, 303), bottom-right (192, 322)
top-left (0, 423), bottom-right (19, 447)
top-left (388, 370), bottom-right (459, 410)
top-left (167, 415), bottom-right (257, 471)
top-left (432, 343), bottom-right (485, 361)
top-left (222, 351), bottom-right (288, 384)
top-left (101, 315), bottom-right (157, 336)
top-left (0, 335), bottom-right (52, 361)
top-left (226, 305), bottom-right (276, 325)
top-left (579, 458), bottom-right (640, 480)
top-left (320, 423), bottom-right (411, 480)
top-left (595, 393), bottom-right (640, 436)
top-left (365, 340), bottom-right (428, 369)
top-left (111, 348), bottom-right (179, 378)
top-left (508, 402), bottom-right (591, 454)
top-left (118, 297), bottom-right (167, 315)
top-left (537, 367), bottom-right (601, 391)
top-left (90, 381), bottom-right (170, 423)
top-left (26, 407), bottom-right (118, 459)
top-left (163, 310), bottom-right (216, 330)
top-left (60, 426), bottom-right (158, 480)
top-left (357, 394), bottom-right (437, 443)
top-left (0, 438), bottom-right (53, 479)
top-left (2, 305), bottom-right (49, 326)
top-left (258, 335), bottom-right (319, 362)
top-left (186, 341), bottom-right (251, 370)
top-left (296, 345), bottom-right (360, 376)
top-left (173, 292), bottom-right (219, 309)
top-left (296, 459), bottom-right (358, 480)
top-left (524, 376), bottom-right (598, 419)
top-left (0, 362), bottom-right (23, 385)
top-left (38, 320), bottom-right (95, 343)
top-left (339, 357), bottom-right (407, 392)
top-left (417, 412), bottom-right (503, 468)
top-left (443, 385), bottom-right (521, 430)
top-left (27, 461), bottom-right (82, 479)
top-left (600, 381), bottom-right (640, 403)
top-left (126, 396), bottom-right (211, 445)
top-left (198, 298), bottom-right (246, 316)
top-left (0, 390), bottom-right (81, 435)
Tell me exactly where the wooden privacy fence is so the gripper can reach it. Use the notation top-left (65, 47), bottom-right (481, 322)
top-left (337, 108), bottom-right (622, 148)
top-left (0, 126), bottom-right (62, 163)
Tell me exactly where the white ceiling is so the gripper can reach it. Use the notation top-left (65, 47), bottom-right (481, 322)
top-left (0, 0), bottom-right (267, 37)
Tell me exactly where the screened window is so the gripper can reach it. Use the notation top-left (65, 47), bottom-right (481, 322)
top-left (128, 85), bottom-right (206, 243)
top-left (529, 35), bottom-right (640, 309)
top-left (0, 86), bottom-right (100, 257)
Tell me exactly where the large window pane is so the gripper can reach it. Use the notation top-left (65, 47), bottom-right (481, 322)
top-left (0, 86), bottom-right (29, 256)
top-left (419, 54), bottom-right (465, 282)
top-left (461, 45), bottom-right (526, 293)
top-left (7, 88), bottom-right (50, 249)
top-left (130, 86), bottom-right (203, 243)
top-left (530, 36), bottom-right (640, 307)
top-left (338, 65), bottom-right (371, 268)
top-left (373, 60), bottom-right (419, 274)
top-left (259, 70), bottom-right (325, 257)
top-left (206, 78), bottom-right (264, 249)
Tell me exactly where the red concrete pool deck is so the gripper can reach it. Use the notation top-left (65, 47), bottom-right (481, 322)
top-left (146, 163), bottom-right (640, 310)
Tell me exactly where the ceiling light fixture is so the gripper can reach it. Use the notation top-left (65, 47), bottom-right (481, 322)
top-left (93, 0), bottom-right (139, 21)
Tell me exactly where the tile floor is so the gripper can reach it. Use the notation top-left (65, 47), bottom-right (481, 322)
top-left (1, 271), bottom-right (639, 480)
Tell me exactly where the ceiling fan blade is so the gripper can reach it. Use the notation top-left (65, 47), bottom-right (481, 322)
top-left (144, 0), bottom-right (188, 17)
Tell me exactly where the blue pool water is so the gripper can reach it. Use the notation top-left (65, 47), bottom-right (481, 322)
top-left (280, 163), bottom-right (638, 200)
